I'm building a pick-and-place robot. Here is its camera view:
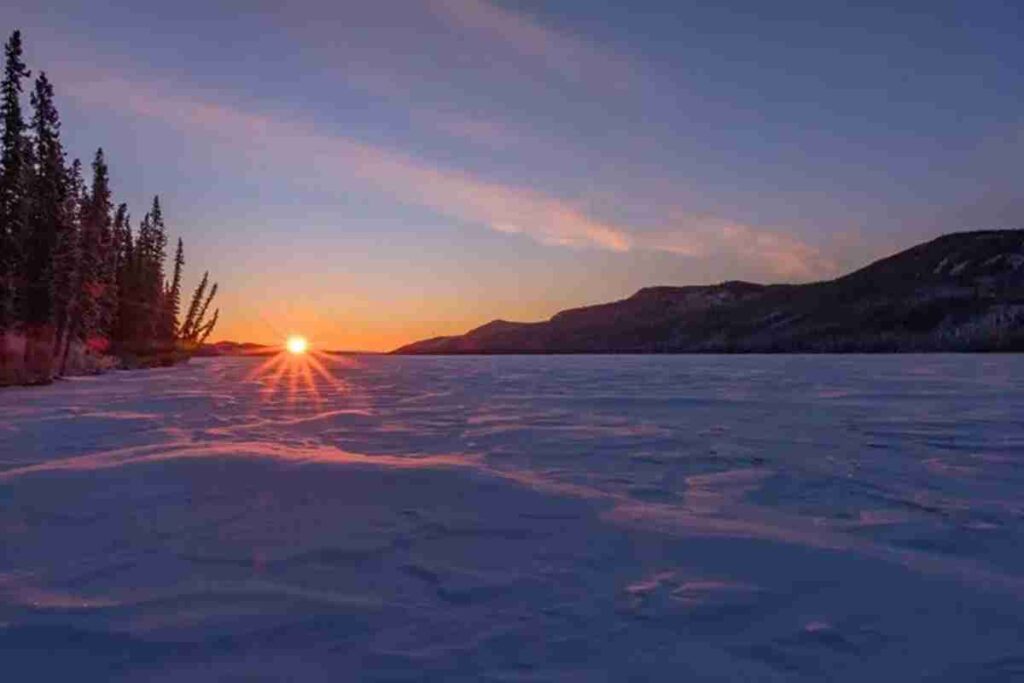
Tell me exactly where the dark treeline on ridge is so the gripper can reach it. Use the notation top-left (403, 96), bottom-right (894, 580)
top-left (0, 31), bottom-right (218, 386)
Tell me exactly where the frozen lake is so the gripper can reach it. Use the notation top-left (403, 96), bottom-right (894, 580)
top-left (2, 354), bottom-right (1023, 680)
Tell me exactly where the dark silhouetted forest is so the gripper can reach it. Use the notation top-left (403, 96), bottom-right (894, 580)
top-left (0, 31), bottom-right (218, 385)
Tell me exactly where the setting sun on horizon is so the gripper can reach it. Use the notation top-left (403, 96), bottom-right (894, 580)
top-left (285, 335), bottom-right (309, 355)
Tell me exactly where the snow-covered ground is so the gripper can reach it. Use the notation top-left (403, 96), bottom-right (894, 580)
top-left (2, 354), bottom-right (1023, 681)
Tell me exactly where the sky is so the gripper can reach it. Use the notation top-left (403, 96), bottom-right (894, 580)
top-left (4, 1), bottom-right (1024, 350)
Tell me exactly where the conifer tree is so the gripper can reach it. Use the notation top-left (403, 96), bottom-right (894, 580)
top-left (123, 196), bottom-right (167, 346)
top-left (52, 158), bottom-right (81, 359)
top-left (193, 282), bottom-right (217, 338)
top-left (180, 278), bottom-right (218, 345)
top-left (93, 151), bottom-right (117, 336)
top-left (180, 271), bottom-right (208, 342)
top-left (147, 197), bottom-right (167, 338)
top-left (112, 203), bottom-right (131, 273)
top-left (57, 159), bottom-right (85, 374)
top-left (163, 237), bottom-right (184, 341)
top-left (131, 211), bottom-right (153, 343)
top-left (111, 203), bottom-right (132, 343)
top-left (73, 148), bottom-right (113, 349)
top-left (22, 72), bottom-right (65, 333)
top-left (197, 308), bottom-right (218, 344)
top-left (0, 30), bottom-right (31, 332)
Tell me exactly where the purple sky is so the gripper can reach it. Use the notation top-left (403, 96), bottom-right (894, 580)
top-left (6, 1), bottom-right (1024, 349)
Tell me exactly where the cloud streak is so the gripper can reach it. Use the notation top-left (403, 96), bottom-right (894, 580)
top-left (642, 214), bottom-right (836, 280)
top-left (64, 71), bottom-right (831, 279)
top-left (428, 0), bottom-right (631, 87)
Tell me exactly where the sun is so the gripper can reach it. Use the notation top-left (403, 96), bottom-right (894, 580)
top-left (285, 335), bottom-right (309, 355)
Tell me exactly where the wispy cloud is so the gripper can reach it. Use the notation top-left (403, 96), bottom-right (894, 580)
top-left (64, 71), bottom-right (830, 279)
top-left (428, 0), bottom-right (632, 87)
top-left (66, 73), bottom-right (632, 251)
top-left (641, 214), bottom-right (836, 280)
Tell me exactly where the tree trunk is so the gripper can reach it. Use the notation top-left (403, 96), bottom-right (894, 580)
top-left (21, 323), bottom-right (56, 385)
top-left (60, 315), bottom-right (78, 376)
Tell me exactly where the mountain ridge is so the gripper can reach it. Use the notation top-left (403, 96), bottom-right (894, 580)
top-left (393, 230), bottom-right (1024, 354)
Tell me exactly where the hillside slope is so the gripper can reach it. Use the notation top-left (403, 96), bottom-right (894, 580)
top-left (394, 230), bottom-right (1024, 353)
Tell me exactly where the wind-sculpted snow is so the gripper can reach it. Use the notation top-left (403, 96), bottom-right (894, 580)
top-left (2, 354), bottom-right (1024, 680)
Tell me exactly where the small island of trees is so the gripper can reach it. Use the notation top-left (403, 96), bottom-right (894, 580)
top-left (0, 31), bottom-right (218, 386)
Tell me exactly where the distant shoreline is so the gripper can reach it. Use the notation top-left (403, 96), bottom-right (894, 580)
top-left (394, 230), bottom-right (1024, 355)
top-left (389, 349), bottom-right (1023, 356)
top-left (197, 342), bottom-right (384, 357)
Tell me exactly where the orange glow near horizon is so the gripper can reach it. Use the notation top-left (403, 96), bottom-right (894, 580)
top-left (205, 290), bottom-right (572, 353)
top-left (210, 316), bottom-right (486, 353)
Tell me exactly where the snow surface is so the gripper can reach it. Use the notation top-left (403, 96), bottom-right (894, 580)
top-left (2, 354), bottom-right (1024, 681)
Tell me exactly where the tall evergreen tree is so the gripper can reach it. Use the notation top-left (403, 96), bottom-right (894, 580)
top-left (162, 237), bottom-right (184, 341)
top-left (110, 203), bottom-right (127, 291)
top-left (180, 270), bottom-right (208, 342)
top-left (0, 30), bottom-right (31, 332)
top-left (111, 202), bottom-right (132, 343)
top-left (22, 72), bottom-right (65, 332)
top-left (52, 158), bottom-right (81, 360)
top-left (131, 210), bottom-right (153, 343)
top-left (148, 196), bottom-right (167, 290)
top-left (125, 200), bottom-right (159, 346)
top-left (142, 196), bottom-right (167, 345)
top-left (112, 203), bottom-right (131, 271)
top-left (93, 151), bottom-right (117, 336)
top-left (72, 148), bottom-right (113, 349)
